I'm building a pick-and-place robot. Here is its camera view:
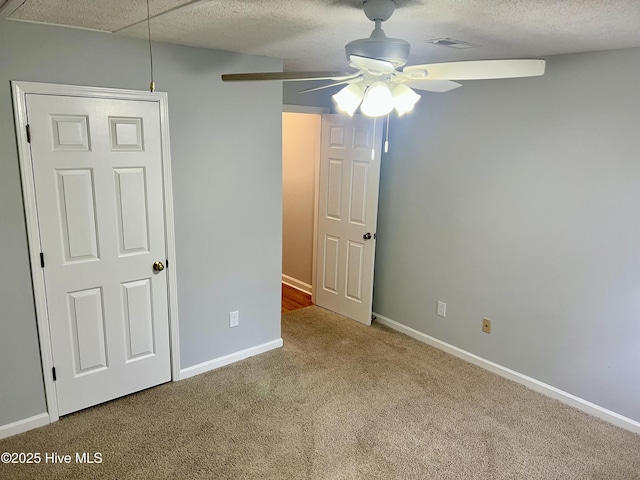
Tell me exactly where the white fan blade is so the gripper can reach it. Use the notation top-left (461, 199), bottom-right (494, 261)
top-left (299, 77), bottom-right (363, 94)
top-left (222, 71), bottom-right (359, 82)
top-left (403, 59), bottom-right (546, 81)
top-left (349, 55), bottom-right (395, 75)
top-left (400, 79), bottom-right (462, 93)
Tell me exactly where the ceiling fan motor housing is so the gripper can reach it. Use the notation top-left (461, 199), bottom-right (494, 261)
top-left (350, 0), bottom-right (409, 67)
top-left (363, 0), bottom-right (396, 21)
top-left (345, 36), bottom-right (410, 68)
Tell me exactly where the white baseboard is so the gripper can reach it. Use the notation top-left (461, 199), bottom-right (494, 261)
top-left (0, 412), bottom-right (50, 440)
top-left (282, 275), bottom-right (312, 295)
top-left (179, 338), bottom-right (283, 380)
top-left (373, 312), bottom-right (640, 435)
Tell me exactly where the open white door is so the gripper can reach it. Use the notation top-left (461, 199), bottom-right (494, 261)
top-left (24, 92), bottom-right (172, 416)
top-left (315, 114), bottom-right (383, 325)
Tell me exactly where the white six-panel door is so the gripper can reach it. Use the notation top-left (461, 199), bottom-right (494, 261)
top-left (26, 94), bottom-right (171, 416)
top-left (315, 115), bottom-right (383, 325)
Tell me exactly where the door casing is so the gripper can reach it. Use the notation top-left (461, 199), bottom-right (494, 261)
top-left (283, 104), bottom-right (386, 322)
top-left (281, 106), bottom-right (383, 316)
top-left (11, 81), bottom-right (180, 424)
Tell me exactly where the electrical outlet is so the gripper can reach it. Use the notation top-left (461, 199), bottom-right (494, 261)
top-left (482, 318), bottom-right (491, 334)
top-left (436, 301), bottom-right (446, 318)
top-left (229, 311), bottom-right (239, 328)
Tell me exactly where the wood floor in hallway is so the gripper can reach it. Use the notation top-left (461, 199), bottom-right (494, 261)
top-left (281, 283), bottom-right (313, 313)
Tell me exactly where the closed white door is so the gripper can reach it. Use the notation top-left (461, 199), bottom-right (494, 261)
top-left (26, 94), bottom-right (171, 416)
top-left (315, 115), bottom-right (383, 325)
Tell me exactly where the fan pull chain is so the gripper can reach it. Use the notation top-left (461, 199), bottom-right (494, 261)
top-left (371, 117), bottom-right (377, 160)
top-left (384, 114), bottom-right (390, 153)
top-left (147, 0), bottom-right (155, 92)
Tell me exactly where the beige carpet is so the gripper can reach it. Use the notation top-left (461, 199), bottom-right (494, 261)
top-left (1, 305), bottom-right (639, 479)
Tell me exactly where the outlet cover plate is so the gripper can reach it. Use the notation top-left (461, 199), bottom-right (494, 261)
top-left (230, 310), bottom-right (239, 328)
top-left (482, 318), bottom-right (491, 334)
top-left (437, 301), bottom-right (446, 317)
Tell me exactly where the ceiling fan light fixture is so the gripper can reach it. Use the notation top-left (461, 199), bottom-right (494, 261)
top-left (392, 84), bottom-right (421, 116)
top-left (221, 0), bottom-right (546, 120)
top-left (361, 81), bottom-right (394, 118)
top-left (333, 83), bottom-right (366, 116)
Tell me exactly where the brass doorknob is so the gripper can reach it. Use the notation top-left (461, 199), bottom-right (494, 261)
top-left (363, 232), bottom-right (372, 240)
top-left (153, 261), bottom-right (165, 272)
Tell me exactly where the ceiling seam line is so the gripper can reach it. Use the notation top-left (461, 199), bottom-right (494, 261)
top-left (0, 0), bottom-right (28, 19)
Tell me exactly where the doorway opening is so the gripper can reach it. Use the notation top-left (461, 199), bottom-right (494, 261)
top-left (281, 107), bottom-right (383, 322)
top-left (281, 108), bottom-right (324, 313)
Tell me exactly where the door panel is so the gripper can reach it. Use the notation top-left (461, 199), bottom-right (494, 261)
top-left (114, 167), bottom-right (150, 255)
top-left (68, 287), bottom-right (108, 374)
top-left (51, 115), bottom-right (90, 150)
top-left (345, 241), bottom-right (365, 302)
top-left (349, 161), bottom-right (369, 225)
top-left (26, 94), bottom-right (171, 416)
top-left (323, 235), bottom-right (341, 294)
top-left (326, 159), bottom-right (344, 219)
top-left (56, 169), bottom-right (100, 262)
top-left (122, 279), bottom-right (155, 360)
top-left (315, 115), bottom-right (382, 324)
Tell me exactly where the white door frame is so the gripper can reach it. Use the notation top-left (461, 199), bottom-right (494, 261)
top-left (11, 81), bottom-right (180, 423)
top-left (281, 108), bottom-right (384, 314)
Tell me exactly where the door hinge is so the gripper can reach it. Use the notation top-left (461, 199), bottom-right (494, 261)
top-left (26, 124), bottom-right (31, 143)
top-left (52, 367), bottom-right (56, 381)
top-left (40, 252), bottom-right (45, 268)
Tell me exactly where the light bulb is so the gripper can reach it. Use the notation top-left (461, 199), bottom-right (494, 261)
top-left (392, 84), bottom-right (421, 116)
top-left (360, 81), bottom-right (394, 118)
top-left (333, 83), bottom-right (365, 116)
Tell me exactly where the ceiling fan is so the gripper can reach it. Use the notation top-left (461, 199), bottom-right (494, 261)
top-left (221, 0), bottom-right (546, 118)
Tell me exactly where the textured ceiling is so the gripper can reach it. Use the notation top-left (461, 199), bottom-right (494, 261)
top-left (6, 0), bottom-right (640, 71)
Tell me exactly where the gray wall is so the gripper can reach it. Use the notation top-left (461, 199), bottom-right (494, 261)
top-left (283, 80), bottom-right (336, 110)
top-left (374, 47), bottom-right (640, 422)
top-left (0, 20), bottom-right (283, 426)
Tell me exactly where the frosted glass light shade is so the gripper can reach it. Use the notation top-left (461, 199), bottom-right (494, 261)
top-left (392, 84), bottom-right (421, 116)
top-left (333, 83), bottom-right (365, 116)
top-left (361, 81), bottom-right (394, 118)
